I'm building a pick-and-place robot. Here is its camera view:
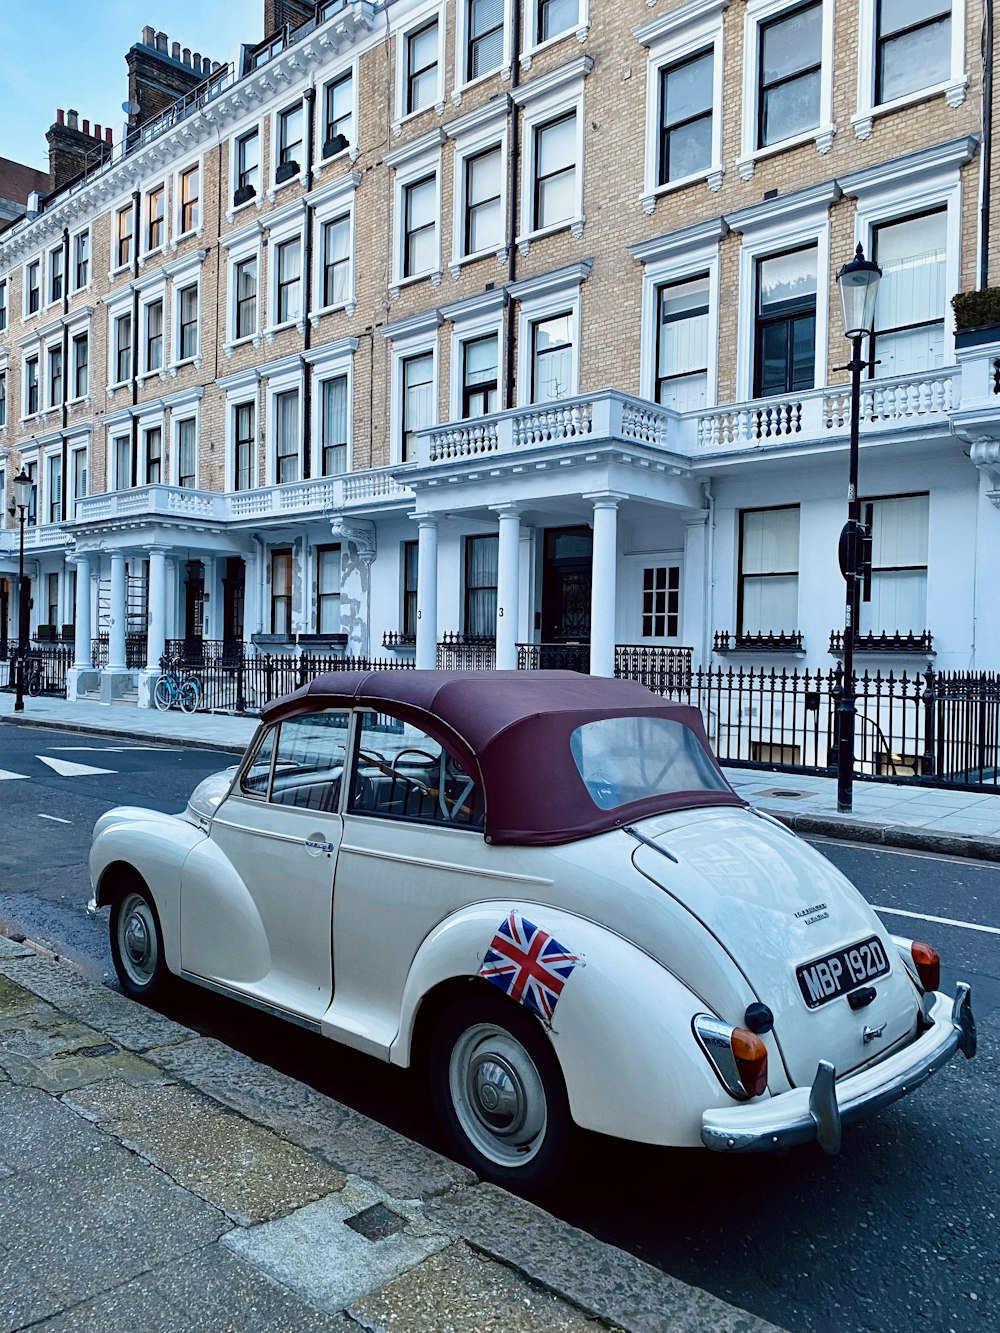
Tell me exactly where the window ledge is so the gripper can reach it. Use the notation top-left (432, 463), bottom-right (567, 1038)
top-left (137, 368), bottom-right (166, 384)
top-left (450, 66), bottom-right (509, 106)
top-left (737, 124), bottom-right (836, 180)
top-left (167, 357), bottom-right (200, 377)
top-left (226, 197), bottom-right (262, 224)
top-left (389, 269), bottom-right (444, 300)
top-left (392, 100), bottom-right (446, 139)
top-left (170, 228), bottom-right (204, 249)
top-left (852, 77), bottom-right (969, 140)
top-left (138, 247), bottom-right (166, 266)
top-left (223, 334), bottom-right (262, 359)
top-left (641, 167), bottom-right (725, 212)
top-left (519, 24), bottom-right (591, 72)
top-left (315, 144), bottom-right (357, 171)
top-left (308, 298), bottom-right (357, 326)
top-left (264, 318), bottom-right (306, 343)
top-left (107, 264), bottom-right (132, 281)
top-left (516, 217), bottom-right (584, 255)
top-left (267, 174), bottom-right (305, 202)
top-left (448, 245), bottom-right (509, 280)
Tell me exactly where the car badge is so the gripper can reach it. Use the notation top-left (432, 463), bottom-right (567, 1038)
top-left (862, 1021), bottom-right (887, 1044)
top-left (794, 901), bottom-right (829, 926)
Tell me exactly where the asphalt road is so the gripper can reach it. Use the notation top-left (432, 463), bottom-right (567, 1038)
top-left (1, 720), bottom-right (997, 1333)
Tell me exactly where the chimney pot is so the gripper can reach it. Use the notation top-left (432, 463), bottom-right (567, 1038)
top-left (67, 109), bottom-right (79, 130)
top-left (155, 30), bottom-right (168, 53)
top-left (193, 51), bottom-right (201, 67)
top-left (172, 40), bottom-right (181, 59)
top-left (82, 119), bottom-right (90, 135)
top-left (211, 61), bottom-right (222, 74)
top-left (181, 47), bottom-right (190, 65)
top-left (142, 24), bottom-right (156, 45)
top-left (56, 109), bottom-right (65, 125)
top-left (94, 123), bottom-right (102, 138)
top-left (106, 127), bottom-right (113, 143)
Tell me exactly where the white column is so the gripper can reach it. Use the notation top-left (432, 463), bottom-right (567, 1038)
top-left (588, 494), bottom-right (622, 678)
top-left (494, 504), bottom-right (521, 671)
top-left (107, 550), bottom-right (127, 671)
top-left (145, 548), bottom-right (167, 671)
top-left (72, 554), bottom-right (92, 670)
top-left (414, 515), bottom-right (438, 670)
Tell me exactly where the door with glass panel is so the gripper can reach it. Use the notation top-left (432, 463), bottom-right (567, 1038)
top-left (871, 211), bottom-right (946, 378)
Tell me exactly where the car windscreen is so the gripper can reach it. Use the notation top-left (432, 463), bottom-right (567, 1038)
top-left (569, 715), bottom-right (730, 810)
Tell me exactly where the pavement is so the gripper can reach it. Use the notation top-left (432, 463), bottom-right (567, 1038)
top-left (0, 934), bottom-right (782, 1333)
top-left (3, 691), bottom-right (1000, 862)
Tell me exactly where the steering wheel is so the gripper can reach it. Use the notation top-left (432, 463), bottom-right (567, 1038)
top-left (388, 748), bottom-right (439, 796)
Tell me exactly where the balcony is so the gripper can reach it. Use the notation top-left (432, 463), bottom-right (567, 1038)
top-left (714, 631), bottom-right (805, 654)
top-left (828, 630), bottom-right (934, 656)
top-left (0, 522), bottom-right (72, 557)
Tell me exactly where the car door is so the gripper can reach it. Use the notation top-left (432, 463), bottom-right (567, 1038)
top-left (324, 708), bottom-right (499, 1054)
top-left (180, 708), bottom-right (352, 1021)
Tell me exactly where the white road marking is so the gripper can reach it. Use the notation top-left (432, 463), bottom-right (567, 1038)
top-left (809, 835), bottom-right (1000, 872)
top-left (0, 769), bottom-right (28, 781)
top-left (37, 813), bottom-right (72, 824)
top-left (47, 745), bottom-right (171, 753)
top-left (36, 756), bottom-right (116, 778)
top-left (873, 904), bottom-right (1000, 937)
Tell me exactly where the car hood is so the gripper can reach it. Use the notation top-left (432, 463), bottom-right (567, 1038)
top-left (630, 808), bottom-right (920, 1085)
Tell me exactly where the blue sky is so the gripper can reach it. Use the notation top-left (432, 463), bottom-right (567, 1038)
top-left (1, 1), bottom-right (262, 171)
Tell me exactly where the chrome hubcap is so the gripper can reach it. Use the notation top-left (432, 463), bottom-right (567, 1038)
top-left (450, 1024), bottom-right (547, 1167)
top-left (118, 893), bottom-right (157, 986)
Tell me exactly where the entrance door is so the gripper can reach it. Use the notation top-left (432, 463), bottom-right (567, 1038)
top-left (0, 579), bottom-right (8, 657)
top-left (183, 560), bottom-right (205, 656)
top-left (541, 526), bottom-right (592, 643)
top-left (222, 557), bottom-right (245, 657)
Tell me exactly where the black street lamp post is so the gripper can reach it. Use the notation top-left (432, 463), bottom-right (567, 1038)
top-left (834, 244), bottom-right (882, 813)
top-left (12, 469), bottom-right (35, 713)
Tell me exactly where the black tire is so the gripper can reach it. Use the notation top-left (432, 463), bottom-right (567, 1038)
top-left (109, 878), bottom-right (171, 1001)
top-left (27, 672), bottom-right (42, 697)
top-left (429, 988), bottom-right (571, 1192)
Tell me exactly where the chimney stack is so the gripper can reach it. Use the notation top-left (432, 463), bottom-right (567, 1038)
top-left (125, 28), bottom-right (218, 140)
top-left (46, 107), bottom-right (112, 191)
top-left (263, 0), bottom-right (316, 39)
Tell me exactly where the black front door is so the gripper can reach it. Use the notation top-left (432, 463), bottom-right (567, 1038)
top-left (542, 526), bottom-right (593, 643)
top-left (0, 578), bottom-right (8, 657)
top-left (222, 557), bottom-right (245, 654)
top-left (184, 561), bottom-right (205, 654)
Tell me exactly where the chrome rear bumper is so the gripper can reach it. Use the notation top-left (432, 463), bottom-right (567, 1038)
top-left (702, 983), bottom-right (975, 1154)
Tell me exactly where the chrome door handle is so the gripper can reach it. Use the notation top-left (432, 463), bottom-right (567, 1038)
top-left (304, 837), bottom-right (336, 855)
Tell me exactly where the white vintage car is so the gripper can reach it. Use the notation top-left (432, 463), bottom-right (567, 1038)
top-left (89, 671), bottom-right (976, 1189)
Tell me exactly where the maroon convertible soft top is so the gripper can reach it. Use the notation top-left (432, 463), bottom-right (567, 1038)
top-left (263, 670), bottom-right (744, 845)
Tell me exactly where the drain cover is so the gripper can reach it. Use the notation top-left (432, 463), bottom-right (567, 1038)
top-left (344, 1202), bottom-right (409, 1242)
top-left (754, 788), bottom-right (810, 800)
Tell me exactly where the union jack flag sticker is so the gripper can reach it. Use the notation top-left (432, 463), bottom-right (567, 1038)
top-left (479, 911), bottom-right (580, 1021)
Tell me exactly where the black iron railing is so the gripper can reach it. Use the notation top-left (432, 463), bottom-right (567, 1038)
top-left (161, 651), bottom-right (413, 714)
top-left (517, 642), bottom-right (591, 673)
top-left (164, 638), bottom-right (246, 666)
top-left (615, 644), bottom-right (693, 692)
top-left (829, 630), bottom-right (934, 655)
top-left (714, 631), bottom-right (805, 653)
top-left (437, 636), bottom-right (497, 670)
top-left (91, 634), bottom-right (148, 669)
top-left (383, 631), bottom-right (416, 648)
top-left (0, 644), bottom-right (73, 696)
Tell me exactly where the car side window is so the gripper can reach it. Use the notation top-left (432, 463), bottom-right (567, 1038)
top-left (349, 711), bottom-right (483, 828)
top-left (240, 726), bottom-right (277, 797)
top-left (269, 710), bottom-right (352, 812)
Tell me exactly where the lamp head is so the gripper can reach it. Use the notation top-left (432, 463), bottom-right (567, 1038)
top-left (12, 469), bottom-right (34, 512)
top-left (837, 243), bottom-right (882, 339)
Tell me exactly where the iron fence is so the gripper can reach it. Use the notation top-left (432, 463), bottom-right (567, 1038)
top-left (91, 634), bottom-right (148, 669)
top-left (615, 645), bottom-right (693, 692)
top-left (0, 645), bottom-right (73, 696)
top-left (517, 642), bottom-right (591, 672)
top-left (159, 651), bottom-right (413, 714)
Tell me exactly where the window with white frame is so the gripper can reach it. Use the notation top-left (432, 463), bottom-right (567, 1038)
top-left (757, 2), bottom-right (822, 148)
top-left (235, 255), bottom-right (258, 340)
top-left (177, 283), bottom-right (199, 362)
top-left (466, 0), bottom-right (505, 81)
top-left (144, 298), bottom-right (164, 374)
top-left (145, 184), bottom-right (165, 252)
top-left (320, 376), bottom-right (348, 475)
top-left (277, 103), bottom-right (304, 173)
top-left (512, 260), bottom-right (588, 404)
top-left (402, 540), bottom-right (419, 638)
top-left (177, 417), bottom-right (197, 487)
top-left (46, 455), bottom-right (62, 524)
top-left (532, 112), bottom-right (576, 232)
top-left (0, 279), bottom-right (6, 331)
top-left (144, 425), bottom-right (163, 484)
top-left (536, 0), bottom-right (579, 46)
top-left (461, 334), bottom-right (499, 417)
top-left (235, 128), bottom-right (260, 199)
top-left (48, 245), bottom-right (64, 304)
top-left (271, 548), bottom-right (293, 634)
top-left (72, 446), bottom-right (88, 506)
top-left (46, 572), bottom-right (59, 622)
top-left (752, 245), bottom-right (817, 397)
top-left (25, 355), bottom-right (39, 415)
top-left (274, 388), bottom-right (301, 482)
top-left (316, 545), bottom-right (342, 633)
top-left (641, 565), bottom-right (681, 639)
top-left (113, 311), bottom-right (133, 384)
top-left (73, 230), bottom-right (90, 289)
top-left (401, 351), bottom-right (433, 461)
top-left (530, 312), bottom-right (573, 402)
top-left (275, 239), bottom-right (303, 325)
top-left (870, 209), bottom-right (946, 377)
top-left (233, 401), bottom-right (255, 491)
top-left (0, 371), bottom-right (6, 428)
top-left (464, 146), bottom-right (503, 255)
top-left (72, 332), bottom-right (89, 399)
top-left (658, 51), bottom-right (714, 187)
top-left (323, 71), bottom-right (353, 153)
top-left (114, 433), bottom-right (133, 490)
top-left (515, 57), bottom-right (590, 246)
top-left (404, 19), bottom-right (440, 116)
top-left (321, 216), bottom-right (350, 308)
top-left (464, 535), bottom-right (499, 638)
top-left (738, 506), bottom-right (800, 637)
top-left (47, 344), bottom-right (63, 409)
top-left (859, 493), bottom-right (929, 634)
top-left (876, 1), bottom-right (951, 106)
top-left (26, 259), bottom-right (40, 314)
top-left (115, 206), bottom-right (133, 269)
top-left (403, 174), bottom-right (437, 279)
top-left (179, 164), bottom-right (200, 234)
top-left (656, 275), bottom-right (709, 411)
top-left (23, 459), bottom-right (37, 525)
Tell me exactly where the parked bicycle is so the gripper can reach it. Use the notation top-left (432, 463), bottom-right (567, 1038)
top-left (153, 663), bottom-right (202, 713)
top-left (22, 656), bottom-right (45, 698)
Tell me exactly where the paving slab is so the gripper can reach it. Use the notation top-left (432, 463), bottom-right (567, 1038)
top-left (0, 1082), bottom-right (110, 1174)
top-left (0, 1006), bottom-right (115, 1087)
top-left (0, 972), bottom-right (45, 1016)
top-left (351, 1241), bottom-right (610, 1333)
top-left (221, 1176), bottom-right (450, 1315)
top-left (66, 1078), bottom-right (347, 1225)
top-left (149, 1034), bottom-right (474, 1200)
top-left (0, 936), bottom-right (35, 959)
top-left (427, 1184), bottom-right (782, 1333)
top-left (25, 1244), bottom-right (350, 1332)
top-left (0, 1142), bottom-right (229, 1331)
top-left (0, 955), bottom-right (192, 1052)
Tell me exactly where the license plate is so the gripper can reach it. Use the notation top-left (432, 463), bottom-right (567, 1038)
top-left (796, 936), bottom-right (890, 1008)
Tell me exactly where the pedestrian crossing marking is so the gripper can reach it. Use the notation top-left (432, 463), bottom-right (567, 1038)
top-left (0, 769), bottom-right (28, 781)
top-left (36, 756), bottom-right (116, 778)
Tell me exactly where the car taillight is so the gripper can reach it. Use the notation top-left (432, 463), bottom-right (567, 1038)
top-left (693, 1015), bottom-right (769, 1100)
top-left (911, 941), bottom-right (940, 993)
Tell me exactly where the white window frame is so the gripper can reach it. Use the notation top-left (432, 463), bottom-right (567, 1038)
top-left (852, 0), bottom-right (968, 140)
top-left (513, 56), bottom-right (592, 253)
top-left (71, 227), bottom-right (91, 292)
top-left (271, 98), bottom-right (307, 197)
top-left (222, 219), bottom-right (265, 354)
top-left (631, 217), bottom-right (726, 408)
top-left (510, 260), bottom-right (591, 406)
top-left (265, 200), bottom-right (308, 339)
top-left (737, 0), bottom-right (836, 181)
top-left (104, 411), bottom-right (134, 491)
top-left (387, 130), bottom-right (445, 297)
top-left (42, 444), bottom-right (62, 526)
top-left (227, 117), bottom-right (266, 220)
top-left (521, 0), bottom-right (590, 71)
top-left (174, 156), bottom-right (204, 241)
top-left (637, 1), bottom-right (728, 213)
top-left (441, 289), bottom-right (505, 421)
top-left (46, 243), bottom-right (65, 309)
top-left (140, 418), bottom-right (166, 487)
top-left (264, 356), bottom-right (306, 486)
top-left (382, 309), bottom-right (442, 465)
top-left (446, 99), bottom-right (509, 277)
top-left (44, 337), bottom-right (64, 412)
top-left (138, 277), bottom-right (168, 381)
top-left (452, 0), bottom-right (513, 100)
top-left (0, 360), bottom-right (7, 433)
top-left (110, 202), bottom-right (135, 275)
top-left (393, 4), bottom-right (447, 134)
top-left (318, 61), bottom-right (360, 165)
top-left (305, 336), bottom-right (358, 478)
top-left (309, 173), bottom-right (361, 322)
top-left (840, 138), bottom-right (973, 369)
top-left (23, 256), bottom-right (41, 318)
top-left (106, 289), bottom-right (134, 390)
top-left (141, 179), bottom-right (168, 260)
top-left (728, 182), bottom-right (836, 401)
top-left (22, 351), bottom-right (40, 421)
top-left (69, 438), bottom-right (89, 514)
top-left (220, 367), bottom-right (261, 493)
top-left (66, 313), bottom-right (92, 406)
top-left (162, 248), bottom-right (208, 373)
top-left (0, 278), bottom-right (7, 332)
top-left (173, 413), bottom-right (199, 489)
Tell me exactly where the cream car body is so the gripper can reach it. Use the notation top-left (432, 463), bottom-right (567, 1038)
top-left (90, 671), bottom-right (976, 1186)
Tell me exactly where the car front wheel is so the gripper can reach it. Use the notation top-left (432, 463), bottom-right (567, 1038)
top-left (110, 881), bottom-right (170, 1001)
top-left (430, 991), bottom-right (570, 1191)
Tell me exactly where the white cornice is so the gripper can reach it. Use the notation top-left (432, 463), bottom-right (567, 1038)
top-left (444, 96), bottom-right (511, 141)
top-left (635, 0), bottom-right (730, 48)
top-left (838, 135), bottom-right (979, 199)
top-left (440, 289), bottom-right (506, 323)
top-left (725, 180), bottom-right (841, 234)
top-left (381, 308), bottom-right (444, 341)
top-left (384, 127), bottom-right (446, 171)
top-left (507, 259), bottom-right (593, 303)
top-left (629, 216), bottom-right (728, 265)
top-left (511, 55), bottom-right (594, 107)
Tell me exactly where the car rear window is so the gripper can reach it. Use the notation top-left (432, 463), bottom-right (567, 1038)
top-left (570, 715), bottom-right (730, 810)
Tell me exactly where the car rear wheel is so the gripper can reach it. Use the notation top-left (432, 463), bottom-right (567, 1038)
top-left (430, 991), bottom-right (570, 1191)
top-left (110, 881), bottom-right (170, 1001)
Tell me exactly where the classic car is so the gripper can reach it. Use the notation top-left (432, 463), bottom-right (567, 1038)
top-left (89, 670), bottom-right (976, 1190)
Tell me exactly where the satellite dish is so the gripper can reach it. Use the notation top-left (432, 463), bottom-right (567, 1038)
top-left (122, 99), bottom-right (141, 116)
